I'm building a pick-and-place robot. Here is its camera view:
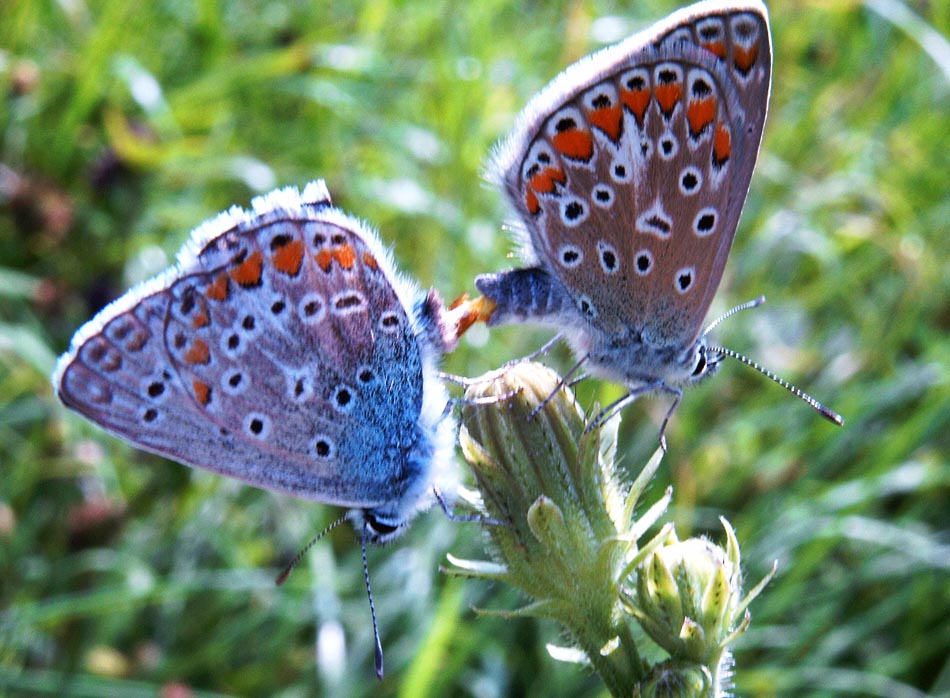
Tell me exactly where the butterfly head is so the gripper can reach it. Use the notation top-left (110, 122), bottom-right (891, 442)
top-left (358, 509), bottom-right (410, 545)
top-left (685, 340), bottom-right (723, 386)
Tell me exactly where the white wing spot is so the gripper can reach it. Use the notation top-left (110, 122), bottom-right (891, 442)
top-left (696, 17), bottom-right (726, 45)
top-left (576, 295), bottom-right (598, 319)
top-left (330, 290), bottom-right (366, 316)
top-left (610, 149), bottom-right (634, 183)
top-left (558, 244), bottom-right (584, 269)
top-left (143, 376), bottom-right (170, 403)
top-left (658, 130), bottom-right (679, 160)
top-left (634, 249), bottom-right (654, 276)
top-left (654, 62), bottom-right (684, 84)
top-left (620, 67), bottom-right (650, 93)
top-left (141, 407), bottom-right (160, 424)
top-left (545, 106), bottom-right (587, 141)
top-left (560, 197), bottom-right (589, 227)
top-left (297, 292), bottom-right (327, 324)
top-left (244, 412), bottom-right (271, 440)
top-left (237, 312), bottom-right (263, 340)
top-left (312, 435), bottom-right (335, 460)
top-left (664, 27), bottom-right (693, 46)
top-left (597, 241), bottom-right (620, 274)
top-left (582, 83), bottom-right (619, 112)
top-left (637, 137), bottom-right (654, 162)
top-left (288, 371), bottom-right (313, 402)
top-left (379, 310), bottom-right (402, 333)
top-left (693, 207), bottom-right (718, 237)
top-left (592, 184), bottom-right (614, 209)
top-left (331, 384), bottom-right (356, 413)
top-left (636, 200), bottom-right (673, 239)
top-left (679, 166), bottom-right (703, 195)
top-left (675, 267), bottom-right (696, 294)
top-left (220, 329), bottom-right (245, 358)
top-left (522, 141), bottom-right (560, 183)
top-left (222, 369), bottom-right (249, 396)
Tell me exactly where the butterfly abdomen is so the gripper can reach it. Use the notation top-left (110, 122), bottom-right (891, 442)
top-left (475, 268), bottom-right (575, 328)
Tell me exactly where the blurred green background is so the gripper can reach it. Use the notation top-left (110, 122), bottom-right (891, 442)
top-left (2, 0), bottom-right (948, 696)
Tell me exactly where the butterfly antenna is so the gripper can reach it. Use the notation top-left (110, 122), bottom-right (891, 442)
top-left (708, 344), bottom-right (844, 426)
top-left (702, 296), bottom-right (766, 338)
top-left (361, 523), bottom-right (385, 680)
top-left (275, 513), bottom-right (349, 586)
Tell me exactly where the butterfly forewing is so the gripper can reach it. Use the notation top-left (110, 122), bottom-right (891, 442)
top-left (55, 188), bottom-right (426, 508)
top-left (494, 1), bottom-right (771, 348)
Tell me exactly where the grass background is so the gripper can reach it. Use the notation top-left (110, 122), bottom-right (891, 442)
top-left (1, 0), bottom-right (948, 696)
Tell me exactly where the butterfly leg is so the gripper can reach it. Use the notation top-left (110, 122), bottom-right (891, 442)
top-left (438, 370), bottom-right (524, 398)
top-left (449, 332), bottom-right (565, 385)
top-left (448, 390), bottom-right (523, 410)
top-left (527, 353), bottom-right (588, 420)
top-left (439, 328), bottom-right (565, 395)
top-left (584, 380), bottom-right (665, 435)
top-left (566, 372), bottom-right (589, 388)
top-left (433, 488), bottom-right (506, 527)
top-left (657, 386), bottom-right (684, 452)
top-left (437, 374), bottom-right (523, 412)
top-left (505, 332), bottom-right (564, 367)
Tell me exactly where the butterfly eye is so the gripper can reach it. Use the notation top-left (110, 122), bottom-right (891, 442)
top-left (691, 351), bottom-right (708, 378)
top-left (364, 513), bottom-right (401, 541)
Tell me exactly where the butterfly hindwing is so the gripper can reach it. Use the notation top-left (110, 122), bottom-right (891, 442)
top-left (485, 0), bottom-right (771, 354)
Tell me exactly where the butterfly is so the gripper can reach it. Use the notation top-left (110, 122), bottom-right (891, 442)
top-left (473, 0), bottom-right (842, 432)
top-left (52, 180), bottom-right (481, 677)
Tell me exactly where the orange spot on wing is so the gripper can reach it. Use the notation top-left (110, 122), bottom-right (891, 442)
top-left (333, 244), bottom-right (356, 270)
top-left (655, 83), bottom-right (683, 115)
top-left (125, 330), bottom-right (148, 352)
top-left (185, 338), bottom-right (210, 365)
top-left (687, 97), bottom-right (716, 136)
top-left (206, 273), bottom-right (229, 301)
top-left (528, 166), bottom-right (566, 194)
top-left (587, 105), bottom-right (623, 141)
top-left (525, 188), bottom-right (540, 215)
top-left (192, 309), bottom-right (210, 329)
top-left (362, 252), bottom-right (378, 269)
top-left (271, 239), bottom-right (304, 276)
top-left (702, 40), bottom-right (727, 59)
top-left (315, 249), bottom-right (333, 272)
top-left (620, 88), bottom-right (650, 126)
top-left (734, 45), bottom-right (759, 73)
top-left (101, 351), bottom-right (122, 372)
top-left (193, 379), bottom-right (212, 406)
top-left (552, 129), bottom-right (593, 161)
top-left (230, 250), bottom-right (263, 287)
top-left (713, 122), bottom-right (732, 165)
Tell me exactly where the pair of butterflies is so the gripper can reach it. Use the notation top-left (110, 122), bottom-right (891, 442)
top-left (53, 0), bottom-right (841, 678)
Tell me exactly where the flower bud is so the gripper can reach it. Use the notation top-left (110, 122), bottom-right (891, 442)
top-left (626, 518), bottom-right (771, 681)
top-left (634, 661), bottom-right (712, 698)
